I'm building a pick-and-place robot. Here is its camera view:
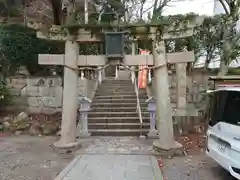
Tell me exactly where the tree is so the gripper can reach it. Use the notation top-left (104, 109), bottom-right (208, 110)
top-left (0, 24), bottom-right (64, 76)
top-left (214, 0), bottom-right (240, 75)
top-left (193, 15), bottom-right (223, 69)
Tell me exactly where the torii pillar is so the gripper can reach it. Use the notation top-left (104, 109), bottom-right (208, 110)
top-left (152, 40), bottom-right (181, 150)
top-left (151, 28), bottom-right (184, 152)
top-left (53, 40), bottom-right (80, 148)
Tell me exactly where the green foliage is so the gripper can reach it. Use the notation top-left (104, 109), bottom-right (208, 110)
top-left (0, 24), bottom-right (64, 76)
top-left (0, 0), bottom-right (21, 18)
top-left (190, 13), bottom-right (240, 72)
top-left (0, 24), bottom-right (101, 76)
top-left (193, 15), bottom-right (223, 68)
top-left (160, 13), bottom-right (199, 28)
top-left (0, 78), bottom-right (10, 108)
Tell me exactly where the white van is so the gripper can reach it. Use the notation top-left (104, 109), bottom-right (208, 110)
top-left (206, 76), bottom-right (240, 179)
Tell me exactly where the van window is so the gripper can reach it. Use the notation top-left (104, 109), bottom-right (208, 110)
top-left (208, 91), bottom-right (240, 126)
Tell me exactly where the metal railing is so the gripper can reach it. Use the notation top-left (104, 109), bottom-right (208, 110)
top-left (133, 75), bottom-right (143, 136)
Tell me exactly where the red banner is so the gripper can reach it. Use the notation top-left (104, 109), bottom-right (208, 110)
top-left (138, 49), bottom-right (150, 89)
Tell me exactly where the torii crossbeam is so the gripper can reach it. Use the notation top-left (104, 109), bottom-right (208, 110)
top-left (38, 51), bottom-right (195, 66)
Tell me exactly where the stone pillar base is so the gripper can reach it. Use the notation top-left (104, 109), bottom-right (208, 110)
top-left (78, 131), bottom-right (91, 138)
top-left (147, 130), bottom-right (158, 139)
top-left (52, 140), bottom-right (81, 154)
top-left (139, 135), bottom-right (146, 140)
top-left (153, 140), bottom-right (184, 157)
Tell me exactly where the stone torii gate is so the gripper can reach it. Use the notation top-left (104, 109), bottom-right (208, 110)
top-left (29, 20), bottom-right (198, 150)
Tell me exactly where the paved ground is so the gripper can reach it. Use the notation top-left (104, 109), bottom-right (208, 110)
top-left (0, 135), bottom-right (237, 180)
top-left (55, 155), bottom-right (163, 180)
top-left (76, 137), bottom-right (156, 155)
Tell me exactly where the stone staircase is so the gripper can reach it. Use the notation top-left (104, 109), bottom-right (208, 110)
top-left (88, 78), bottom-right (150, 136)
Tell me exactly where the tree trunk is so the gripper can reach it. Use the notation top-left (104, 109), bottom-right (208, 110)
top-left (218, 60), bottom-right (228, 76)
top-left (218, 39), bottom-right (229, 76)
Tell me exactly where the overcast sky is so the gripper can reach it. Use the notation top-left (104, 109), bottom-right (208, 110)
top-left (152, 0), bottom-right (239, 68)
top-left (164, 0), bottom-right (214, 15)
top-left (140, 0), bottom-right (239, 68)
top-left (144, 0), bottom-right (215, 16)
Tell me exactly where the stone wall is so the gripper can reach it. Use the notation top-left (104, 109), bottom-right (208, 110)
top-left (6, 77), bottom-right (98, 114)
top-left (146, 71), bottom-right (215, 112)
top-left (146, 71), bottom-right (216, 134)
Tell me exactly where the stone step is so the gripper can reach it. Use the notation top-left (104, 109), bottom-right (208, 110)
top-left (91, 107), bottom-right (147, 112)
top-left (99, 85), bottom-right (133, 88)
top-left (88, 78), bottom-right (150, 137)
top-left (100, 82), bottom-right (133, 84)
top-left (88, 111), bottom-right (149, 118)
top-left (89, 129), bottom-right (149, 136)
top-left (92, 99), bottom-right (147, 103)
top-left (91, 102), bottom-right (148, 107)
top-left (96, 89), bottom-right (135, 93)
top-left (101, 83), bottom-right (133, 86)
top-left (96, 92), bottom-right (136, 95)
top-left (99, 84), bottom-right (133, 87)
top-left (98, 85), bottom-right (134, 90)
top-left (88, 116), bottom-right (149, 123)
top-left (97, 89), bottom-right (135, 93)
top-left (99, 83), bottom-right (133, 86)
top-left (95, 92), bottom-right (146, 96)
top-left (100, 84), bottom-right (133, 87)
top-left (102, 80), bottom-right (132, 83)
top-left (88, 122), bottom-right (150, 129)
top-left (94, 96), bottom-right (148, 100)
top-left (95, 95), bottom-right (137, 99)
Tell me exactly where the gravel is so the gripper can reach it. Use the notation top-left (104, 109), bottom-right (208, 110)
top-left (161, 153), bottom-right (237, 180)
top-left (0, 135), bottom-right (237, 180)
top-left (0, 136), bottom-right (73, 180)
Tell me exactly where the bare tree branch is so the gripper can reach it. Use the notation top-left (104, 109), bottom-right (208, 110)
top-left (218, 0), bottom-right (230, 14)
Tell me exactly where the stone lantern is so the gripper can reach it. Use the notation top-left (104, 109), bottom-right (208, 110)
top-left (77, 96), bottom-right (92, 137)
top-left (146, 96), bottom-right (158, 138)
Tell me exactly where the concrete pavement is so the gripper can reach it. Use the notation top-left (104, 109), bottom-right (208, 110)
top-left (54, 154), bottom-right (163, 180)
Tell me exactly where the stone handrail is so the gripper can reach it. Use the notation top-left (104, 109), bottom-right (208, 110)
top-left (133, 75), bottom-right (143, 125)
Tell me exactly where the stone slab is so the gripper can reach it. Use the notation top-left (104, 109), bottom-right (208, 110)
top-left (54, 155), bottom-right (163, 180)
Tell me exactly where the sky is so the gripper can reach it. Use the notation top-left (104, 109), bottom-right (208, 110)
top-left (146, 0), bottom-right (239, 68)
top-left (161, 0), bottom-right (215, 16)
top-left (140, 0), bottom-right (239, 68)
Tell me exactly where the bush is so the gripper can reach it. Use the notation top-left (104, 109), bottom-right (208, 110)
top-left (0, 24), bottom-right (64, 76)
top-left (0, 79), bottom-right (10, 108)
top-left (0, 24), bottom-right (99, 77)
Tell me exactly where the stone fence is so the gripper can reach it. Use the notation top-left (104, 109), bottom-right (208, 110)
top-left (146, 71), bottom-right (215, 134)
top-left (5, 70), bottom-right (214, 117)
top-left (6, 76), bottom-right (98, 114)
top-left (147, 71), bottom-right (214, 112)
